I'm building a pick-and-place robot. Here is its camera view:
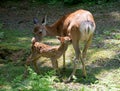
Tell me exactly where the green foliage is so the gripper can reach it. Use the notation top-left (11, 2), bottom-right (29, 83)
top-left (113, 33), bottom-right (120, 40)
top-left (103, 30), bottom-right (111, 35)
top-left (0, 0), bottom-right (118, 6)
top-left (48, 0), bottom-right (58, 4)
top-left (0, 29), bottom-right (32, 50)
top-left (0, 23), bottom-right (4, 40)
top-left (12, 67), bottom-right (57, 91)
top-left (63, 0), bottom-right (74, 4)
top-left (0, 23), bottom-right (3, 29)
top-left (30, 0), bottom-right (59, 4)
top-left (103, 29), bottom-right (120, 40)
top-left (0, 32), bottom-right (4, 40)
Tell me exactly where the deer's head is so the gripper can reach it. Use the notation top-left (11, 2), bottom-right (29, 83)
top-left (33, 16), bottom-right (47, 41)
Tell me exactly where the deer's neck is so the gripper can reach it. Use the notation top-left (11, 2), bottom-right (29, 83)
top-left (45, 15), bottom-right (68, 36)
top-left (45, 25), bottom-right (58, 36)
top-left (58, 43), bottom-right (68, 52)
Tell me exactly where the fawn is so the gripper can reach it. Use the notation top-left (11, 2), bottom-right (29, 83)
top-left (25, 36), bottom-right (71, 74)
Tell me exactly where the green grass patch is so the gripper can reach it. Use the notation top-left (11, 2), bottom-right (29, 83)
top-left (0, 65), bottom-right (57, 91)
top-left (11, 67), bottom-right (58, 91)
top-left (0, 26), bottom-right (120, 91)
top-left (0, 29), bottom-right (32, 50)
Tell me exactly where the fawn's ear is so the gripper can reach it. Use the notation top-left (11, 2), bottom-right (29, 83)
top-left (56, 36), bottom-right (65, 43)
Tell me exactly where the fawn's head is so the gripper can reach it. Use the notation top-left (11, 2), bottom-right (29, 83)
top-left (33, 16), bottom-right (48, 41)
top-left (57, 36), bottom-right (72, 44)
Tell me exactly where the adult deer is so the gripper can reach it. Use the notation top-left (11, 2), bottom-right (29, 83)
top-left (33, 9), bottom-right (96, 81)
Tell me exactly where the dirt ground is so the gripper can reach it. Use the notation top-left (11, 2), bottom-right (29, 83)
top-left (0, 2), bottom-right (70, 31)
top-left (0, 1), bottom-right (120, 32)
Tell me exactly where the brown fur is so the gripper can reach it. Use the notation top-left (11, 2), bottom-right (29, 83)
top-left (33, 9), bottom-right (96, 81)
top-left (26, 36), bottom-right (71, 74)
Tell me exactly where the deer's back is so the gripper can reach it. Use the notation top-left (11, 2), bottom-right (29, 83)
top-left (54, 9), bottom-right (95, 40)
top-left (32, 42), bottom-right (66, 59)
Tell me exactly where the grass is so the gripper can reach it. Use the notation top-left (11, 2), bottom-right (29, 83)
top-left (0, 1), bottom-right (120, 91)
top-left (0, 27), bottom-right (119, 91)
top-left (0, 29), bottom-right (32, 50)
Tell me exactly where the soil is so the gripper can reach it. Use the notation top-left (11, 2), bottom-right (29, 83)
top-left (0, 2), bottom-right (70, 31)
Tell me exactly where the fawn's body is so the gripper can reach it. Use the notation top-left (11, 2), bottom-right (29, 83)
top-left (26, 36), bottom-right (71, 73)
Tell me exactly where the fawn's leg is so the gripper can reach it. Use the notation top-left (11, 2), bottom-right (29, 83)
top-left (29, 54), bottom-right (40, 74)
top-left (33, 58), bottom-right (40, 74)
top-left (23, 54), bottom-right (32, 77)
top-left (51, 59), bottom-right (59, 75)
top-left (23, 54), bottom-right (36, 77)
top-left (63, 52), bottom-right (66, 70)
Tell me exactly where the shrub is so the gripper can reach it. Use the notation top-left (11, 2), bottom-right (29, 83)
top-left (12, 67), bottom-right (57, 91)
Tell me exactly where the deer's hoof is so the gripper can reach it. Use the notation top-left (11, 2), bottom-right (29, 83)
top-left (64, 75), bottom-right (77, 83)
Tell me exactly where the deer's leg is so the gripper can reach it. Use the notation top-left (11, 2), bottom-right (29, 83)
top-left (82, 34), bottom-right (93, 59)
top-left (80, 55), bottom-right (86, 78)
top-left (63, 52), bottom-right (66, 70)
top-left (82, 34), bottom-right (93, 77)
top-left (68, 30), bottom-right (80, 81)
top-left (68, 41), bottom-right (80, 81)
top-left (61, 32), bottom-right (66, 70)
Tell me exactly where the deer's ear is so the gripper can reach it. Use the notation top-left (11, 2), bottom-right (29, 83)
top-left (33, 17), bottom-right (39, 25)
top-left (42, 15), bottom-right (47, 25)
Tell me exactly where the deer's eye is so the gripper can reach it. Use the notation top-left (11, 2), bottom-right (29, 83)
top-left (39, 31), bottom-right (42, 34)
top-left (38, 30), bottom-right (42, 34)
